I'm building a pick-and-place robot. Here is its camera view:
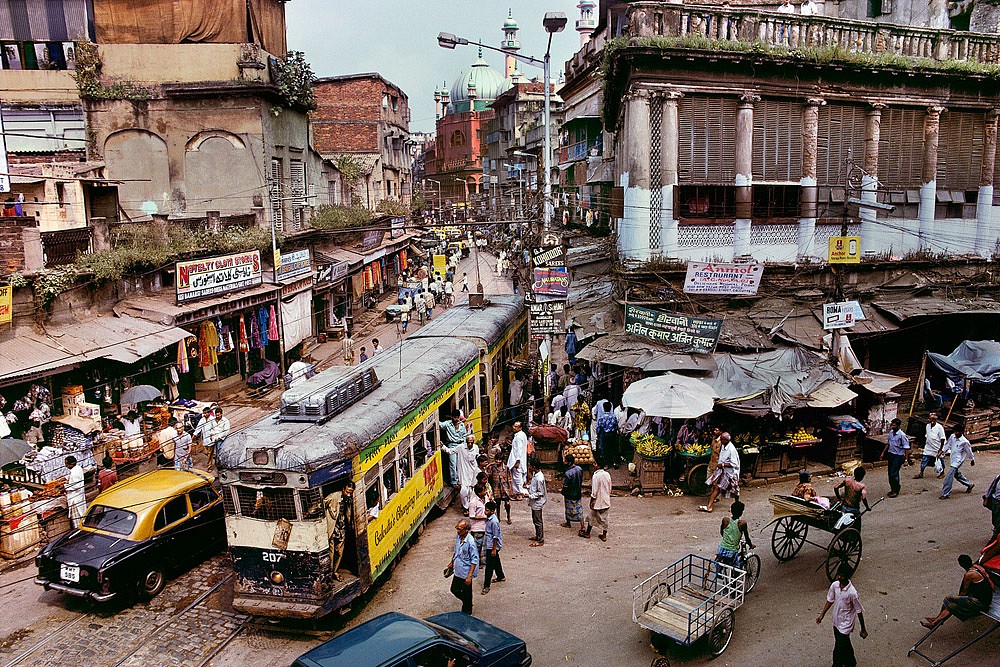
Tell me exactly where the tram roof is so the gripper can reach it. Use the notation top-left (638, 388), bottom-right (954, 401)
top-left (217, 336), bottom-right (480, 473)
top-left (409, 294), bottom-right (524, 347)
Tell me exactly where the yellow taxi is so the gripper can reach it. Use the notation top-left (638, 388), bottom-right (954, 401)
top-left (35, 468), bottom-right (225, 603)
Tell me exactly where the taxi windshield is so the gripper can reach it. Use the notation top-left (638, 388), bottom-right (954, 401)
top-left (83, 504), bottom-right (137, 536)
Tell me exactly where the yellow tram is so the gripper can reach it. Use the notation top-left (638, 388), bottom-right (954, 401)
top-left (215, 297), bottom-right (527, 618)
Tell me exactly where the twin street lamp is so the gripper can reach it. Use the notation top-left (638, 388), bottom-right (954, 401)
top-left (438, 11), bottom-right (566, 230)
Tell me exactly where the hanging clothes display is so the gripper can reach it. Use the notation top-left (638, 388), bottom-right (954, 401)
top-left (268, 305), bottom-right (279, 342)
top-left (216, 318), bottom-right (231, 353)
top-left (239, 314), bottom-right (250, 353)
top-left (250, 312), bottom-right (262, 349)
top-left (198, 321), bottom-right (220, 367)
top-left (258, 307), bottom-right (270, 346)
top-left (164, 365), bottom-right (179, 400)
top-left (177, 339), bottom-right (189, 374)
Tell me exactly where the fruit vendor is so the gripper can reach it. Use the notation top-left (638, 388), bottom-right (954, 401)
top-left (699, 433), bottom-right (740, 513)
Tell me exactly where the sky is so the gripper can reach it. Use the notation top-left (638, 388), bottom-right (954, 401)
top-left (286, 0), bottom-right (586, 133)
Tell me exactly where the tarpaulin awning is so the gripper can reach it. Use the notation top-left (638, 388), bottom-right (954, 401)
top-left (576, 333), bottom-right (717, 373)
top-left (927, 340), bottom-right (1000, 384)
top-left (807, 381), bottom-right (859, 408)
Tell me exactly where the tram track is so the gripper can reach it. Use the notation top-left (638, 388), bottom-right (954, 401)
top-left (2, 612), bottom-right (90, 667)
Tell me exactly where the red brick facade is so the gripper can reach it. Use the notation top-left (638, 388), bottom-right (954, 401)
top-left (311, 76), bottom-right (409, 156)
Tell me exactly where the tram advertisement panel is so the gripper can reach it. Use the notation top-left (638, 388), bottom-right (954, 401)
top-left (368, 451), bottom-right (444, 576)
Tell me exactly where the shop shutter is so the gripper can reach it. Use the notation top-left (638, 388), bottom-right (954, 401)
top-left (878, 108), bottom-right (924, 189)
top-left (816, 104), bottom-right (866, 186)
top-left (752, 99), bottom-right (802, 182)
top-left (938, 110), bottom-right (984, 191)
top-left (270, 158), bottom-right (284, 233)
top-left (678, 96), bottom-right (736, 184)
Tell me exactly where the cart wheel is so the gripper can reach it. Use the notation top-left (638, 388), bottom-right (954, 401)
top-left (825, 527), bottom-right (863, 582)
top-left (708, 608), bottom-right (735, 657)
top-left (771, 517), bottom-right (808, 562)
top-left (645, 582), bottom-right (669, 612)
top-left (742, 553), bottom-right (762, 594)
top-left (686, 463), bottom-right (709, 496)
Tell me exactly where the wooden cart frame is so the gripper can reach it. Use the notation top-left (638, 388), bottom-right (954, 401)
top-left (766, 494), bottom-right (882, 582)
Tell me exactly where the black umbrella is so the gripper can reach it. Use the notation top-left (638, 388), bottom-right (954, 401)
top-left (0, 438), bottom-right (31, 468)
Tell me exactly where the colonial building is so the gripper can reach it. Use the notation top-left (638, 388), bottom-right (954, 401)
top-left (311, 73), bottom-right (413, 208)
top-left (567, 1), bottom-right (1000, 263)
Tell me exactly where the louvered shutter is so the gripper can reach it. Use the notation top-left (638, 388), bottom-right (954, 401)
top-left (679, 96), bottom-right (736, 184)
top-left (877, 108), bottom-right (923, 189)
top-left (289, 159), bottom-right (306, 231)
top-left (938, 111), bottom-right (984, 191)
top-left (816, 104), bottom-right (866, 186)
top-left (270, 158), bottom-right (284, 233)
top-left (752, 99), bottom-right (803, 182)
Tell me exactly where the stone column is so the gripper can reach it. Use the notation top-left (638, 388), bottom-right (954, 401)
top-left (659, 92), bottom-right (683, 257)
top-left (919, 106), bottom-right (944, 251)
top-left (799, 98), bottom-right (824, 260)
top-left (619, 88), bottom-right (652, 261)
top-left (734, 93), bottom-right (758, 258)
top-left (976, 109), bottom-right (999, 257)
top-left (860, 103), bottom-right (885, 247)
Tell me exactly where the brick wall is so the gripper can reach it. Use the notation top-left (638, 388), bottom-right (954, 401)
top-left (311, 76), bottom-right (410, 154)
top-left (0, 216), bottom-right (39, 275)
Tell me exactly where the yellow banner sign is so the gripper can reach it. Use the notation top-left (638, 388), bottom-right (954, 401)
top-left (367, 450), bottom-right (444, 577)
top-left (828, 236), bottom-right (861, 264)
top-left (0, 285), bottom-right (11, 325)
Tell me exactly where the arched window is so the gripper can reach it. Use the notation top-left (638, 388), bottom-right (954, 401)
top-left (450, 130), bottom-right (466, 147)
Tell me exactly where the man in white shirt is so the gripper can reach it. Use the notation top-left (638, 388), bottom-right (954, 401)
top-left (445, 434), bottom-right (481, 511)
top-left (121, 410), bottom-right (142, 436)
top-left (207, 408), bottom-right (231, 468)
top-left (582, 462), bottom-right (613, 542)
top-left (173, 421), bottom-right (193, 471)
top-left (816, 565), bottom-right (868, 667)
top-left (563, 377), bottom-right (581, 409)
top-left (507, 422), bottom-right (529, 497)
top-left (509, 375), bottom-right (524, 424)
top-left (371, 338), bottom-right (384, 356)
top-left (799, 0), bottom-right (819, 15)
top-left (916, 412), bottom-right (947, 479)
top-left (940, 425), bottom-right (975, 499)
top-left (776, 0), bottom-right (794, 43)
top-left (65, 455), bottom-right (87, 527)
top-left (700, 433), bottom-right (740, 513)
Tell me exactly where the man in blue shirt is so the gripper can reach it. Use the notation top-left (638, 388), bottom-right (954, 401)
top-left (447, 519), bottom-right (479, 614)
top-left (880, 418), bottom-right (910, 498)
top-left (481, 502), bottom-right (505, 595)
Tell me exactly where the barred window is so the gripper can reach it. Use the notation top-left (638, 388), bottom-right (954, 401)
top-left (222, 486), bottom-right (236, 515)
top-left (300, 487), bottom-right (324, 520)
top-left (234, 485), bottom-right (298, 521)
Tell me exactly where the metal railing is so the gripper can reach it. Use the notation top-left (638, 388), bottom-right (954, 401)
top-left (41, 227), bottom-right (92, 266)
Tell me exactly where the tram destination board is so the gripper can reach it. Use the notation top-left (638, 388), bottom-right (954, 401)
top-left (529, 301), bottom-right (565, 335)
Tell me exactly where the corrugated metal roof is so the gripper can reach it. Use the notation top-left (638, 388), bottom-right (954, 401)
top-left (0, 315), bottom-right (192, 385)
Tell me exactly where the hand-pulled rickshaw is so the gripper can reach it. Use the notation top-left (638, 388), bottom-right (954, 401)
top-left (765, 494), bottom-right (883, 582)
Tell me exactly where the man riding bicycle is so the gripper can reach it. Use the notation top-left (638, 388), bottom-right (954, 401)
top-left (716, 500), bottom-right (755, 568)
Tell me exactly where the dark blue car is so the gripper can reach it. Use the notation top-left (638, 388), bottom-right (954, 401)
top-left (292, 612), bottom-right (531, 667)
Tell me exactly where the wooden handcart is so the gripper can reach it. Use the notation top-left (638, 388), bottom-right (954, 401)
top-left (765, 494), bottom-right (882, 582)
top-left (909, 589), bottom-right (1000, 666)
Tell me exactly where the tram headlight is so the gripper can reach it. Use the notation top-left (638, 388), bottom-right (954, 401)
top-left (269, 570), bottom-right (285, 585)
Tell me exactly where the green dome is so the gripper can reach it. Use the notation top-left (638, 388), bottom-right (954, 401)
top-left (449, 55), bottom-right (509, 113)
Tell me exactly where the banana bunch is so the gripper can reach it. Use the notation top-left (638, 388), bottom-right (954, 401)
top-left (677, 442), bottom-right (711, 457)
top-left (666, 484), bottom-right (685, 497)
top-left (732, 432), bottom-right (761, 447)
top-left (632, 433), bottom-right (672, 457)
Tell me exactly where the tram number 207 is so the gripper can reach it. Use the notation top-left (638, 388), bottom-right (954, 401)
top-left (262, 551), bottom-right (286, 564)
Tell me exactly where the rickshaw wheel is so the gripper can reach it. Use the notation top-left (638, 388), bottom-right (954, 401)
top-left (771, 517), bottom-right (808, 562)
top-left (825, 527), bottom-right (863, 582)
top-left (708, 608), bottom-right (735, 656)
top-left (686, 463), bottom-right (709, 496)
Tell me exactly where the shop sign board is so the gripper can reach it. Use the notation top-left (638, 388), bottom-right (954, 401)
top-left (532, 267), bottom-right (570, 300)
top-left (828, 236), bottom-right (861, 264)
top-left (362, 229), bottom-right (384, 251)
top-left (683, 261), bottom-right (763, 295)
top-left (276, 249), bottom-right (311, 281)
top-left (390, 216), bottom-right (405, 239)
top-left (822, 300), bottom-right (866, 330)
top-left (316, 261), bottom-right (349, 285)
top-left (0, 285), bottom-right (10, 324)
top-left (531, 244), bottom-right (566, 269)
top-left (624, 304), bottom-right (722, 354)
top-left (529, 301), bottom-right (565, 335)
top-left (175, 250), bottom-right (262, 303)
top-left (540, 231), bottom-right (562, 247)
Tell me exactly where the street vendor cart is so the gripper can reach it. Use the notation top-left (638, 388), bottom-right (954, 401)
top-left (633, 554), bottom-right (746, 657)
top-left (766, 494), bottom-right (882, 582)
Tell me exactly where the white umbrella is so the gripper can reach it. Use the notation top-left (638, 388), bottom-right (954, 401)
top-left (621, 372), bottom-right (718, 419)
top-left (120, 384), bottom-right (162, 404)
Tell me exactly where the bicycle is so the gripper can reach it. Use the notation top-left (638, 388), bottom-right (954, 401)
top-left (716, 538), bottom-right (761, 594)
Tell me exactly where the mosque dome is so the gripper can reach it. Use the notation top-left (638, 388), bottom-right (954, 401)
top-left (504, 15), bottom-right (518, 29)
top-left (449, 51), bottom-right (509, 112)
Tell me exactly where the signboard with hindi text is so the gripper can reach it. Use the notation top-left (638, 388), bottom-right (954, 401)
top-left (175, 251), bottom-right (262, 303)
top-left (624, 304), bottom-right (722, 354)
top-left (0, 285), bottom-right (11, 324)
top-left (683, 262), bottom-right (763, 295)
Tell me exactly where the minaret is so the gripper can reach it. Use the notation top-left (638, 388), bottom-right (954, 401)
top-left (433, 85), bottom-right (442, 119)
top-left (576, 0), bottom-right (597, 46)
top-left (439, 81), bottom-right (450, 117)
top-left (501, 9), bottom-right (520, 78)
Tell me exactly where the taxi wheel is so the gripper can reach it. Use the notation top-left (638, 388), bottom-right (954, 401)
top-left (138, 568), bottom-right (166, 600)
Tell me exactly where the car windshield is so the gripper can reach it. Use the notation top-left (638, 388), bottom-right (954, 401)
top-left (83, 505), bottom-right (138, 536)
top-left (421, 620), bottom-right (479, 652)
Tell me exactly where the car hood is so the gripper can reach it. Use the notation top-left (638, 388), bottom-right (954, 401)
top-left (42, 530), bottom-right (137, 568)
top-left (425, 612), bottom-right (525, 655)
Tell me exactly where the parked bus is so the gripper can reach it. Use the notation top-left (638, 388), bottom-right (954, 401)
top-left (216, 298), bottom-right (526, 619)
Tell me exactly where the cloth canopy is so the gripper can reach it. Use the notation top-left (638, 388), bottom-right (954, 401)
top-left (927, 340), bottom-right (1000, 384)
top-left (622, 373), bottom-right (718, 418)
top-left (575, 334), bottom-right (717, 373)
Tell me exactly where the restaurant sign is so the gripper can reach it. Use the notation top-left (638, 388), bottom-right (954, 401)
top-left (175, 250), bottom-right (262, 303)
top-left (624, 304), bottom-right (722, 354)
top-left (276, 249), bottom-right (311, 281)
top-left (683, 261), bottom-right (763, 295)
top-left (529, 301), bottom-right (565, 335)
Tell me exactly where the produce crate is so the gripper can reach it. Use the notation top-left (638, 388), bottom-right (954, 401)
top-left (0, 511), bottom-right (40, 559)
top-left (635, 453), bottom-right (667, 493)
top-left (989, 408), bottom-right (1000, 431)
top-left (754, 453), bottom-right (783, 478)
top-left (535, 447), bottom-right (560, 465)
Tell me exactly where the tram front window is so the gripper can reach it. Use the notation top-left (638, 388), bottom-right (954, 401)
top-left (235, 485), bottom-right (297, 521)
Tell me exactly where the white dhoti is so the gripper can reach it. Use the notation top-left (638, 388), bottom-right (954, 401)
top-left (510, 465), bottom-right (527, 496)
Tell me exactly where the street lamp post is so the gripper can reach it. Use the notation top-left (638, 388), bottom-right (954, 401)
top-left (425, 178), bottom-right (442, 223)
top-left (438, 11), bottom-right (566, 231)
top-left (454, 178), bottom-right (469, 222)
top-left (503, 162), bottom-right (525, 220)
